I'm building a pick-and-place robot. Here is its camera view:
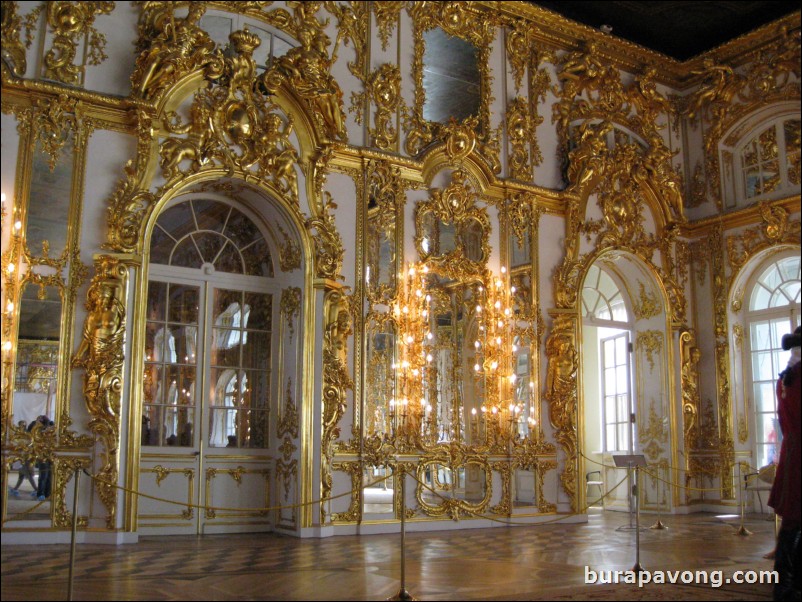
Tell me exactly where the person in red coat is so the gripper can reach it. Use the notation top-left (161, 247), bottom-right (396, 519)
top-left (769, 325), bottom-right (801, 601)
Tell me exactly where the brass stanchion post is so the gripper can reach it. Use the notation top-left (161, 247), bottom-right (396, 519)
top-left (388, 465), bottom-right (416, 601)
top-left (650, 467), bottom-right (667, 530)
top-left (736, 463), bottom-right (752, 536)
top-left (633, 464), bottom-right (644, 573)
top-left (67, 467), bottom-right (80, 601)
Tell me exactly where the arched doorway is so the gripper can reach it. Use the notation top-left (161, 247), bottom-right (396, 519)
top-left (136, 195), bottom-right (304, 535)
top-left (580, 254), bottom-right (673, 514)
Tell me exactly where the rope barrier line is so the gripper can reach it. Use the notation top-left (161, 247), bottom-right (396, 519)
top-left (3, 498), bottom-right (49, 521)
top-left (3, 452), bottom-right (763, 523)
top-left (406, 470), bottom-right (631, 527)
top-left (580, 451), bottom-right (736, 493)
top-left (581, 450), bottom-right (761, 478)
top-left (82, 469), bottom-right (395, 514)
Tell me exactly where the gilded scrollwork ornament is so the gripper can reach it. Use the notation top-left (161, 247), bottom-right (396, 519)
top-left (306, 192), bottom-right (345, 281)
top-left (280, 287), bottom-right (302, 339)
top-left (320, 287), bottom-right (353, 523)
top-left (330, 462), bottom-right (362, 523)
top-left (545, 313), bottom-right (579, 511)
top-left (276, 223), bottom-right (302, 273)
top-left (726, 203), bottom-right (801, 274)
top-left (71, 256), bottom-right (128, 529)
top-left (262, 5), bottom-right (347, 142)
top-left (43, 1), bottom-right (114, 85)
top-left (1, 1), bottom-right (30, 77)
top-left (131, 2), bottom-right (220, 101)
top-left (352, 63), bottom-right (402, 151)
top-left (373, 2), bottom-right (404, 51)
top-left (506, 97), bottom-right (532, 181)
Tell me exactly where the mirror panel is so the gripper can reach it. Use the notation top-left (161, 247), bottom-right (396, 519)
top-left (423, 27), bottom-right (481, 124)
top-left (364, 321), bottom-right (395, 438)
top-left (26, 134), bottom-right (74, 260)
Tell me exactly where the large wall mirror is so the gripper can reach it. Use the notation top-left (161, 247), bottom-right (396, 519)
top-left (26, 135), bottom-right (74, 261)
top-left (406, 4), bottom-right (494, 156)
top-left (422, 27), bottom-right (481, 124)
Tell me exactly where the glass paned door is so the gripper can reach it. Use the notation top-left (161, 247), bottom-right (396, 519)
top-left (143, 281), bottom-right (201, 448)
top-left (208, 288), bottom-right (272, 449)
top-left (750, 317), bottom-right (794, 467)
top-left (601, 333), bottom-right (632, 453)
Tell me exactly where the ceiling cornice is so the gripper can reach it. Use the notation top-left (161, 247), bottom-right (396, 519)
top-left (483, 2), bottom-right (800, 89)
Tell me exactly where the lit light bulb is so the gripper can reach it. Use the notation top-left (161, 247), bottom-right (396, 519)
top-left (511, 286), bottom-right (516, 293)
top-left (14, 220), bottom-right (22, 231)
top-left (6, 301), bottom-right (14, 312)
top-left (474, 363), bottom-right (480, 371)
top-left (474, 340), bottom-right (480, 348)
top-left (471, 408), bottom-right (477, 415)
top-left (7, 263), bottom-right (14, 273)
top-left (501, 266), bottom-right (506, 274)
top-left (426, 354), bottom-right (433, 362)
top-left (2, 341), bottom-right (12, 352)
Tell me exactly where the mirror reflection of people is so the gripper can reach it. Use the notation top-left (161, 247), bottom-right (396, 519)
top-left (769, 326), bottom-right (801, 601)
top-left (28, 415), bottom-right (54, 501)
top-left (9, 421), bottom-right (37, 497)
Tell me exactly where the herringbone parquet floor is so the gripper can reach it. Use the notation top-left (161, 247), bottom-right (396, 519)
top-left (1, 511), bottom-right (777, 601)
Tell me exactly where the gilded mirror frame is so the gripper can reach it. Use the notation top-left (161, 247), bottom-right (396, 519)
top-left (2, 94), bottom-right (92, 529)
top-left (405, 3), bottom-right (496, 159)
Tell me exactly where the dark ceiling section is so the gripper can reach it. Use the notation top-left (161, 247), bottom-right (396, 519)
top-left (530, 1), bottom-right (800, 61)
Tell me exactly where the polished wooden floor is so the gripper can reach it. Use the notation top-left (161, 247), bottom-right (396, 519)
top-left (1, 510), bottom-right (776, 601)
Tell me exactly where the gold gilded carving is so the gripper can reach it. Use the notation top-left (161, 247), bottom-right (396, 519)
top-left (680, 331), bottom-right (701, 453)
top-left (280, 287), bottom-right (302, 339)
top-left (131, 3), bottom-right (219, 101)
top-left (684, 30), bottom-right (801, 206)
top-left (490, 461), bottom-right (512, 516)
top-left (330, 462), bottom-right (362, 523)
top-left (276, 223), bottom-right (301, 273)
top-left (733, 324), bottom-right (744, 350)
top-left (326, 0), bottom-right (369, 81)
top-left (352, 63), bottom-right (402, 150)
top-left (537, 459), bottom-right (558, 513)
top-left (737, 413), bottom-right (749, 445)
top-left (320, 288), bottom-right (353, 523)
top-left (726, 203), bottom-right (801, 273)
top-left (639, 399), bottom-right (666, 461)
top-left (152, 464), bottom-right (169, 487)
top-left (276, 379), bottom-right (298, 502)
top-left (306, 192), bottom-right (345, 281)
top-left (158, 30), bottom-right (301, 202)
top-left (7, 418), bottom-right (57, 467)
top-left (685, 58), bottom-right (742, 122)
top-left (633, 282), bottom-right (660, 320)
top-left (21, 95), bottom-right (80, 171)
top-left (405, 2), bottom-right (498, 167)
top-left (415, 457), bottom-right (492, 520)
top-left (43, 1), bottom-right (114, 85)
top-left (1, 2), bottom-right (29, 77)
top-left (262, 5), bottom-right (347, 142)
top-left (715, 341), bottom-right (734, 446)
top-left (503, 192), bottom-right (538, 251)
top-left (688, 161), bottom-right (707, 209)
top-left (545, 313), bottom-right (578, 511)
top-left (636, 330), bottom-right (663, 373)
top-left (369, 63), bottom-right (401, 149)
top-left (105, 158), bottom-right (157, 254)
top-left (565, 120), bottom-right (611, 192)
top-left (71, 256), bottom-right (128, 529)
top-left (506, 97), bottom-right (532, 181)
top-left (414, 170), bottom-right (490, 279)
top-left (52, 456), bottom-right (91, 529)
top-left (373, 2), bottom-right (403, 51)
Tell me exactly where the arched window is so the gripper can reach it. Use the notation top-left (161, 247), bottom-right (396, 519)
top-left (582, 264), bottom-right (632, 453)
top-left (737, 117), bottom-right (800, 204)
top-left (746, 254), bottom-right (800, 468)
top-left (144, 199), bottom-right (275, 449)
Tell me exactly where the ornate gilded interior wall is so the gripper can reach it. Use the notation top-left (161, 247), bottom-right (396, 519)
top-left (0, 1), bottom-right (799, 540)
